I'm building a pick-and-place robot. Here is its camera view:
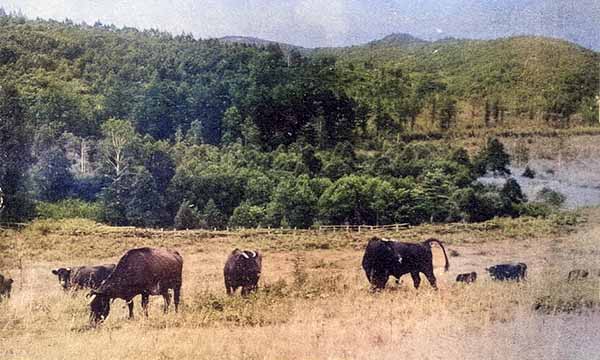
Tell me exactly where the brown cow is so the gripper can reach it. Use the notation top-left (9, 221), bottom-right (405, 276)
top-left (224, 249), bottom-right (262, 296)
top-left (89, 247), bottom-right (183, 323)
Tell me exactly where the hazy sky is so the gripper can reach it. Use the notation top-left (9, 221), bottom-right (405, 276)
top-left (2, 0), bottom-right (599, 49)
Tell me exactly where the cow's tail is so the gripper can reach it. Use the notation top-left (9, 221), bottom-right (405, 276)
top-left (423, 238), bottom-right (449, 272)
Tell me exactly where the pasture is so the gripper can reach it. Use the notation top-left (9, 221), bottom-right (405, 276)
top-left (1, 209), bottom-right (599, 359)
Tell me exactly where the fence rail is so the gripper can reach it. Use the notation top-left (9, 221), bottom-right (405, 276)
top-left (0, 222), bottom-right (28, 230)
top-left (317, 223), bottom-right (410, 232)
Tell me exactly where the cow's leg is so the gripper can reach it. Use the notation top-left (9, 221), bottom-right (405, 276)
top-left (126, 299), bottom-right (134, 319)
top-left (173, 285), bottom-right (181, 312)
top-left (141, 293), bottom-right (150, 317)
top-left (225, 277), bottom-right (233, 295)
top-left (410, 272), bottom-right (421, 289)
top-left (241, 286), bottom-right (248, 297)
top-left (162, 290), bottom-right (171, 313)
top-left (423, 266), bottom-right (438, 290)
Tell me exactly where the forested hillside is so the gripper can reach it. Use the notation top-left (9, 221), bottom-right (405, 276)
top-left (316, 34), bottom-right (599, 127)
top-left (0, 14), bottom-right (597, 228)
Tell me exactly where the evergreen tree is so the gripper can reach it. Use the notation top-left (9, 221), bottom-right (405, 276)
top-left (202, 198), bottom-right (226, 229)
top-left (174, 200), bottom-right (200, 230)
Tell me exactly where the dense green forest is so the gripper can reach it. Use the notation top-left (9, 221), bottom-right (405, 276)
top-left (0, 14), bottom-right (597, 228)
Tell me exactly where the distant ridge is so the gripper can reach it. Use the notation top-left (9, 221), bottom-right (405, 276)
top-left (367, 33), bottom-right (428, 47)
top-left (217, 35), bottom-right (308, 54)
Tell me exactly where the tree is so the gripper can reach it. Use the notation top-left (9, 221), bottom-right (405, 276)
top-left (100, 118), bottom-right (137, 179)
top-left (221, 106), bottom-right (242, 145)
top-left (474, 138), bottom-right (511, 176)
top-left (202, 198), bottom-right (226, 229)
top-left (125, 166), bottom-right (164, 227)
top-left (33, 145), bottom-right (74, 202)
top-left (229, 202), bottom-right (266, 228)
top-left (0, 82), bottom-right (35, 221)
top-left (268, 175), bottom-right (318, 228)
top-left (438, 96), bottom-right (457, 131)
top-left (174, 200), bottom-right (200, 230)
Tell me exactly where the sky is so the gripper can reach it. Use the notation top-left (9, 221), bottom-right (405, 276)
top-left (1, 0), bottom-right (599, 50)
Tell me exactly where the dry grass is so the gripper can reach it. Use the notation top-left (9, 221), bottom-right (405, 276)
top-left (1, 210), bottom-right (599, 359)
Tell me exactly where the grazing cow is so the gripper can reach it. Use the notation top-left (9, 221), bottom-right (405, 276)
top-left (224, 249), bottom-right (262, 296)
top-left (88, 247), bottom-right (183, 323)
top-left (52, 264), bottom-right (116, 291)
top-left (486, 263), bottom-right (527, 281)
top-left (567, 269), bottom-right (589, 281)
top-left (362, 237), bottom-right (449, 290)
top-left (0, 274), bottom-right (13, 299)
top-left (456, 272), bottom-right (477, 284)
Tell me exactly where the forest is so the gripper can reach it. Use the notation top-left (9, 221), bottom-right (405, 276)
top-left (0, 13), bottom-right (598, 228)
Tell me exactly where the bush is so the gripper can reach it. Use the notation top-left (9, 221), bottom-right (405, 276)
top-left (515, 202), bottom-right (553, 218)
top-left (36, 199), bottom-right (102, 221)
top-left (229, 203), bottom-right (266, 228)
top-left (536, 187), bottom-right (566, 208)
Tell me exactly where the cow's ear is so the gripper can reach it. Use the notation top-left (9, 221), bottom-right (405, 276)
top-left (52, 269), bottom-right (58, 275)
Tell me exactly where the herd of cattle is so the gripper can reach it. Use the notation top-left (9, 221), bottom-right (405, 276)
top-left (0, 236), bottom-right (596, 324)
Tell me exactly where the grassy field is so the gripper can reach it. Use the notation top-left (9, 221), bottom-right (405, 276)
top-left (0, 209), bottom-right (599, 359)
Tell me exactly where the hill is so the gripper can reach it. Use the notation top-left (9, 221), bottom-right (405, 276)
top-left (0, 14), bottom-right (598, 230)
top-left (217, 35), bottom-right (309, 54)
top-left (316, 35), bottom-right (599, 122)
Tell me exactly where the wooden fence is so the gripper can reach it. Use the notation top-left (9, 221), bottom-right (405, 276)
top-left (317, 223), bottom-right (410, 232)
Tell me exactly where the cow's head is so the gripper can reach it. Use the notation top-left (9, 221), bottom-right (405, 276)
top-left (237, 249), bottom-right (262, 278)
top-left (88, 290), bottom-right (110, 324)
top-left (365, 238), bottom-right (399, 289)
top-left (52, 268), bottom-right (72, 290)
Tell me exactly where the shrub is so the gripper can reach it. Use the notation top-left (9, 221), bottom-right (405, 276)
top-left (229, 203), bottom-right (266, 228)
top-left (36, 199), bottom-right (102, 221)
top-left (536, 187), bottom-right (566, 208)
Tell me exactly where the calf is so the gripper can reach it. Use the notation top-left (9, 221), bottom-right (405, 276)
top-left (456, 272), bottom-right (477, 284)
top-left (486, 263), bottom-right (527, 281)
top-left (0, 274), bottom-right (13, 299)
top-left (567, 269), bottom-right (589, 281)
top-left (224, 249), bottom-right (262, 296)
top-left (52, 264), bottom-right (116, 291)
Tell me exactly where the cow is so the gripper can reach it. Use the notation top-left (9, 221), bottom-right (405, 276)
top-left (362, 237), bottom-right (449, 290)
top-left (224, 249), bottom-right (262, 296)
top-left (52, 264), bottom-right (116, 291)
top-left (0, 274), bottom-right (13, 299)
top-left (567, 269), bottom-right (589, 281)
top-left (486, 263), bottom-right (527, 281)
top-left (88, 247), bottom-right (183, 324)
top-left (456, 272), bottom-right (477, 284)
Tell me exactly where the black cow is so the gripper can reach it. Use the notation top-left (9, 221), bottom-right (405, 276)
top-left (224, 249), bottom-right (262, 296)
top-left (52, 264), bottom-right (116, 291)
top-left (486, 263), bottom-right (527, 281)
top-left (456, 272), bottom-right (477, 284)
top-left (0, 274), bottom-right (13, 299)
top-left (567, 269), bottom-right (589, 281)
top-left (362, 237), bottom-right (449, 290)
top-left (89, 247), bottom-right (183, 323)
